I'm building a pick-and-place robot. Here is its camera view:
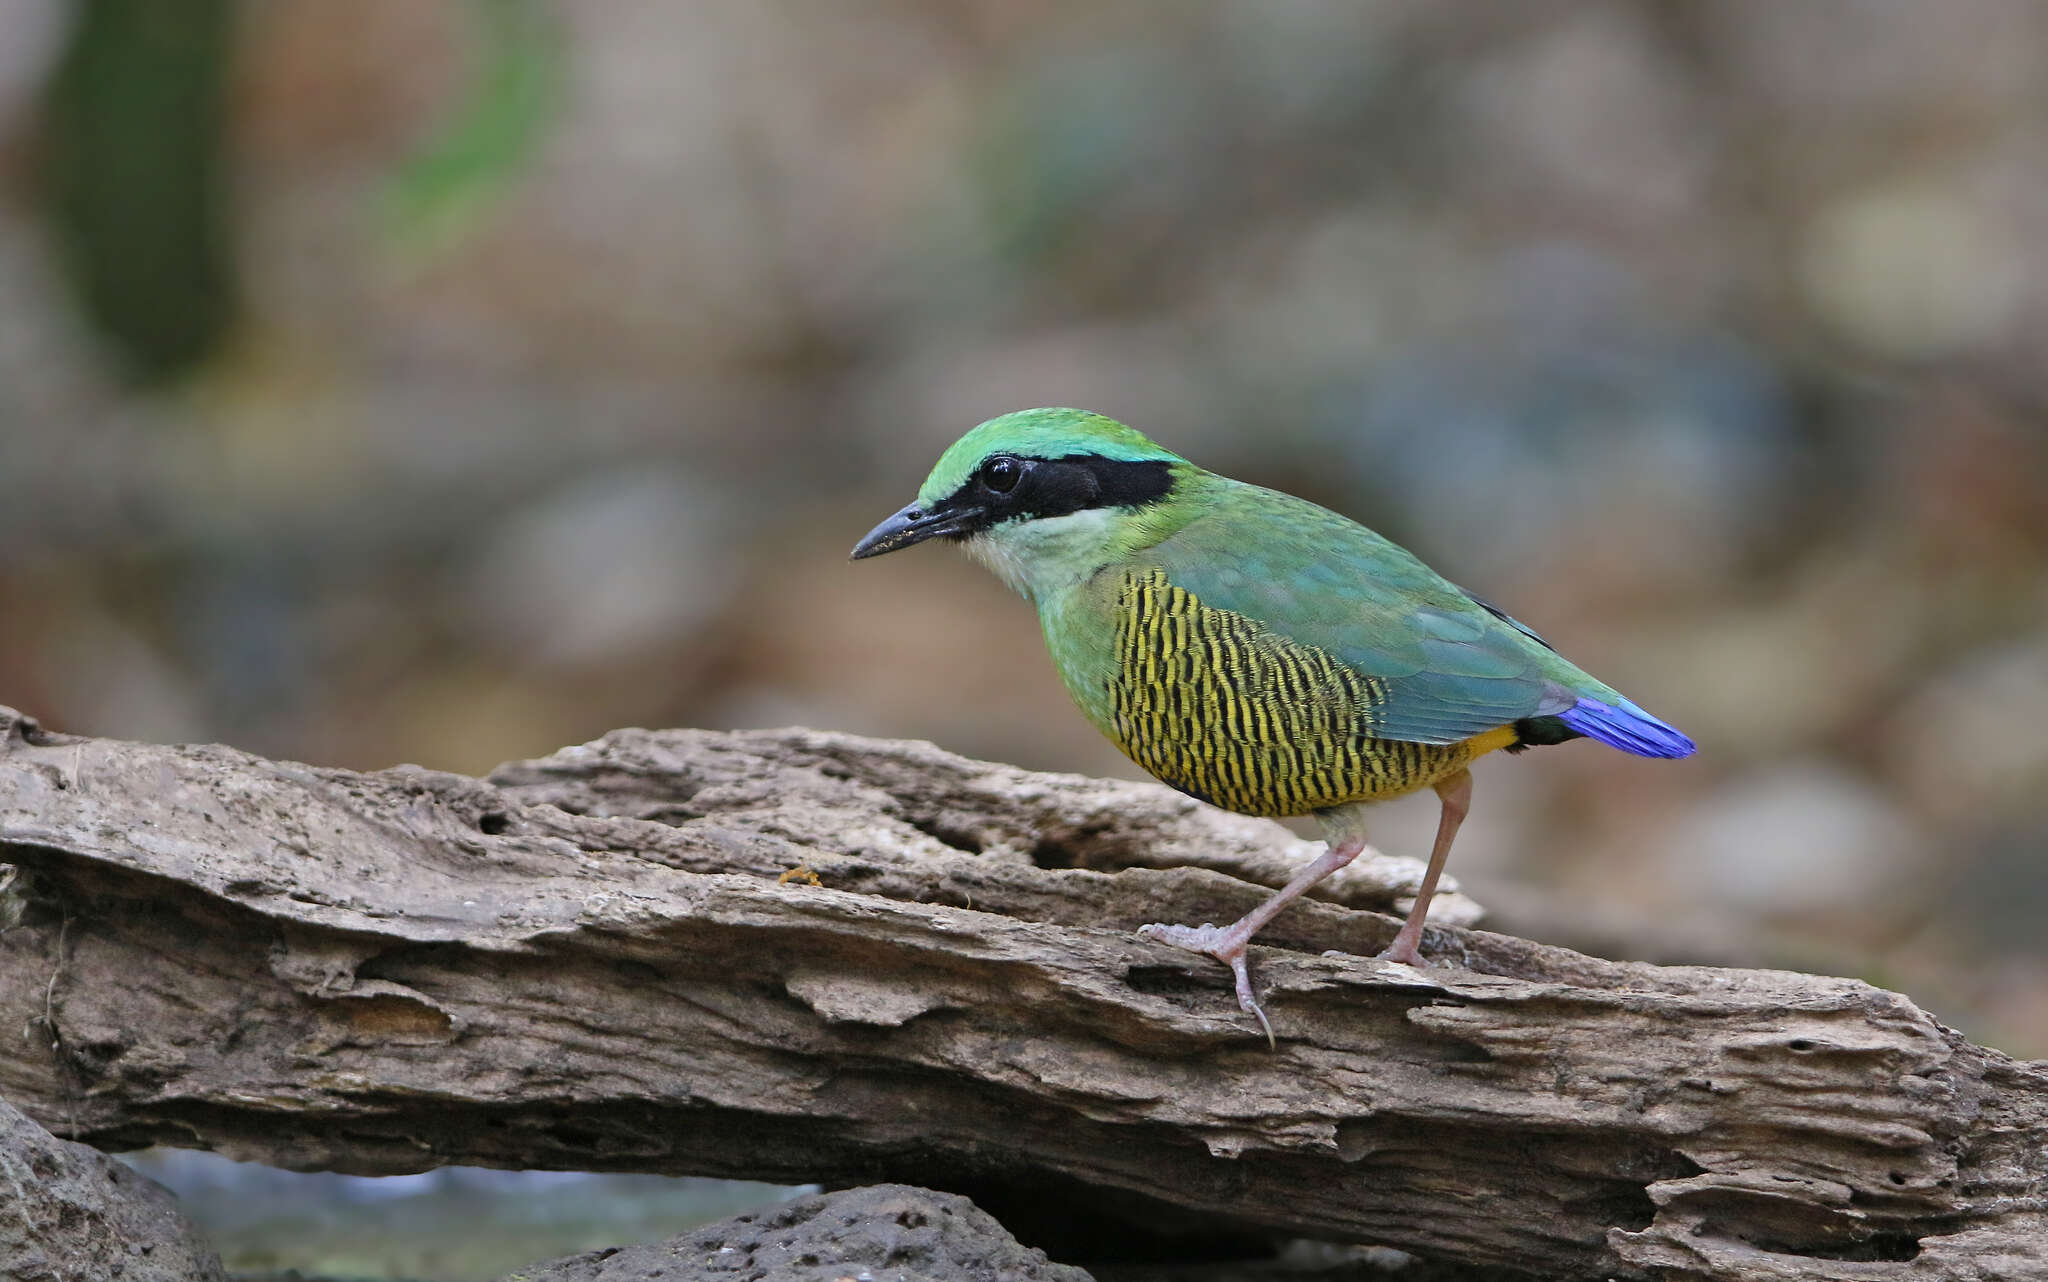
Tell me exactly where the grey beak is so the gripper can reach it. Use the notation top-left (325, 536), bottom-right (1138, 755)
top-left (850, 501), bottom-right (981, 560)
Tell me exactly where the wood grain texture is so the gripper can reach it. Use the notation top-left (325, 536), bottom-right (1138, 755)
top-left (0, 705), bottom-right (2042, 1282)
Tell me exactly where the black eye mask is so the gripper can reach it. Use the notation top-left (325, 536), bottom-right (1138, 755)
top-left (851, 453), bottom-right (1174, 558)
top-left (958, 454), bottom-right (1177, 531)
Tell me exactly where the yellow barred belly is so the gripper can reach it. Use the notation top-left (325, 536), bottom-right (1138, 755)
top-left (1106, 569), bottom-right (1513, 816)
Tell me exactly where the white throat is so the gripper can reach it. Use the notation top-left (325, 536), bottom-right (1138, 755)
top-left (962, 509), bottom-right (1120, 602)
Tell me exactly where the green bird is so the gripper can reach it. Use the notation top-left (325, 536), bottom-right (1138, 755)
top-left (853, 408), bottom-right (1694, 1039)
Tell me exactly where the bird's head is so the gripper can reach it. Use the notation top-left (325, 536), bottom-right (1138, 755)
top-left (852, 408), bottom-right (1189, 598)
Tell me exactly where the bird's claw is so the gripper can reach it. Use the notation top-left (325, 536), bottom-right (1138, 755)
top-left (1226, 953), bottom-right (1275, 1049)
top-left (1137, 921), bottom-right (1275, 1049)
top-left (1136, 920), bottom-right (1229, 951)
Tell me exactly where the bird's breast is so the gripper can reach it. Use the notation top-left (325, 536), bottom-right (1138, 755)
top-left (1078, 568), bottom-right (1493, 816)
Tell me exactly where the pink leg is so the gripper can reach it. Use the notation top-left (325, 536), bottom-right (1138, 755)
top-left (1376, 768), bottom-right (1472, 965)
top-left (1138, 831), bottom-right (1369, 1046)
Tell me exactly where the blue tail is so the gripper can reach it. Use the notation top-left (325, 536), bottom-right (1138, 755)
top-left (1558, 695), bottom-right (1696, 759)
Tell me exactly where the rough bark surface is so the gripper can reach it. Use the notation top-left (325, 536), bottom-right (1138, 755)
top-left (504, 1183), bottom-right (1091, 1282)
top-left (0, 706), bottom-right (2044, 1282)
top-left (0, 1095), bottom-right (228, 1282)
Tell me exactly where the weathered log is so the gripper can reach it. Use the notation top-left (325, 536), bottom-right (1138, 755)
top-left (0, 705), bottom-right (2043, 1282)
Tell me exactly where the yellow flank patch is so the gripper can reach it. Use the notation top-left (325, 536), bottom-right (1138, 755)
top-left (1461, 724), bottom-right (1519, 759)
top-left (1106, 570), bottom-right (1493, 817)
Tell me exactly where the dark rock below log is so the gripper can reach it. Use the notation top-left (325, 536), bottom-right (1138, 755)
top-left (503, 1184), bottom-right (1522, 1282)
top-left (504, 1183), bottom-right (1092, 1282)
top-left (0, 1095), bottom-right (226, 1282)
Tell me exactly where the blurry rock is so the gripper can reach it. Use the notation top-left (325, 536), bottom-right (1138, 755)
top-left (0, 1095), bottom-right (227, 1282)
top-left (1884, 636), bottom-right (2048, 824)
top-left (505, 1183), bottom-right (1092, 1282)
top-left (1666, 760), bottom-right (1921, 916)
top-left (1800, 175), bottom-right (2023, 360)
top-left (465, 466), bottom-right (737, 670)
top-left (0, 0), bottom-right (64, 120)
top-left (36, 618), bottom-right (206, 755)
top-left (1714, 0), bottom-right (2044, 118)
top-left (1341, 245), bottom-right (1794, 594)
top-left (1650, 547), bottom-right (1922, 756)
top-left (710, 517), bottom-right (1140, 781)
top-left (1455, 5), bottom-right (1713, 219)
top-left (1092, 1239), bottom-right (1495, 1281)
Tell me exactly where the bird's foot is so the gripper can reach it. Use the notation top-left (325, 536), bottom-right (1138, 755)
top-left (1375, 920), bottom-right (1427, 966)
top-left (1325, 945), bottom-right (1423, 967)
top-left (1136, 921), bottom-right (1275, 1048)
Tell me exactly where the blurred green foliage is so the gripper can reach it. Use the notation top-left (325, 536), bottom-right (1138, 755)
top-left (382, 0), bottom-right (558, 263)
top-left (44, 0), bottom-right (236, 382)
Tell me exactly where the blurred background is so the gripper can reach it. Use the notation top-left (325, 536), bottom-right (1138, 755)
top-left (1, 2), bottom-right (2045, 1269)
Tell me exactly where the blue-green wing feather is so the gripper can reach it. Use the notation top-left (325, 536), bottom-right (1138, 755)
top-left (1140, 478), bottom-right (1587, 745)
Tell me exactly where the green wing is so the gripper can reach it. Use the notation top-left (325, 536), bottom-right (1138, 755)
top-left (1140, 478), bottom-right (1588, 745)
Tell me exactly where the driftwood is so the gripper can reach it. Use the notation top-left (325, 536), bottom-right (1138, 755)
top-left (0, 705), bottom-right (2043, 1282)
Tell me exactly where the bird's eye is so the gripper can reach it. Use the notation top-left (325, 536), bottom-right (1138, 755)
top-left (980, 455), bottom-right (1023, 493)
